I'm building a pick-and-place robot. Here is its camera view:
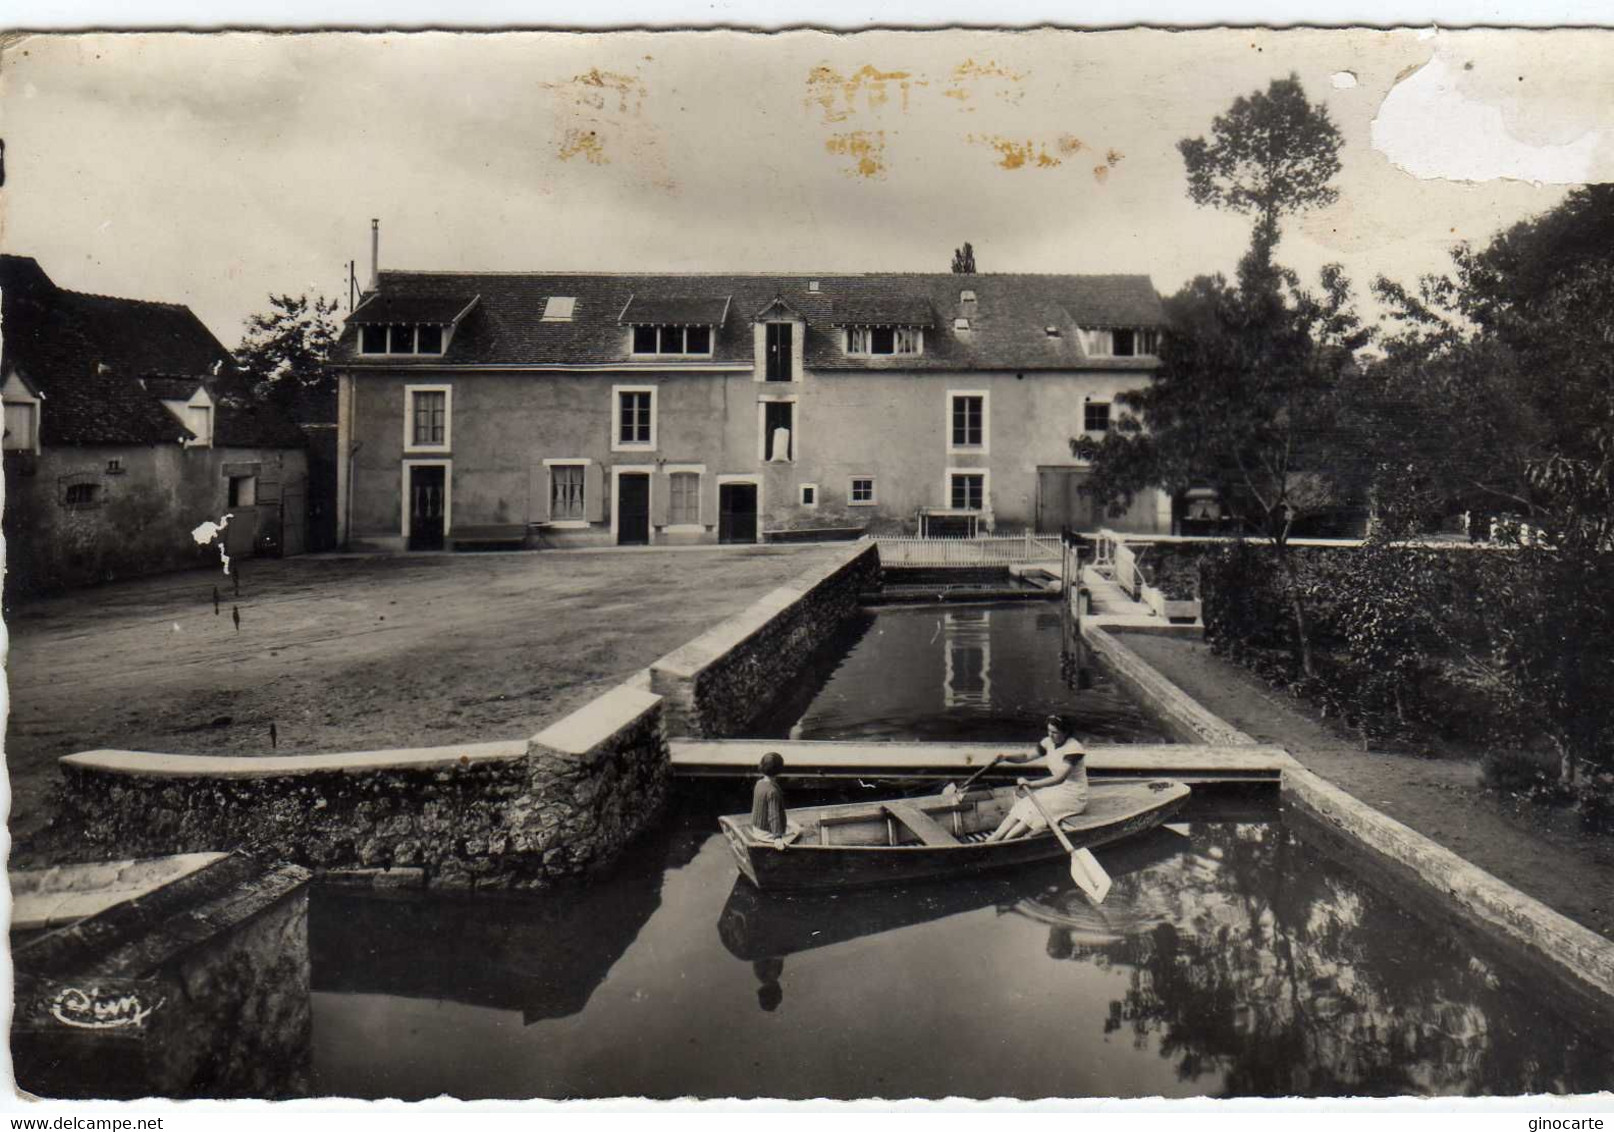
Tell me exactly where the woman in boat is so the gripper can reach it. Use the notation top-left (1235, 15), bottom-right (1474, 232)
top-left (985, 714), bottom-right (1089, 842)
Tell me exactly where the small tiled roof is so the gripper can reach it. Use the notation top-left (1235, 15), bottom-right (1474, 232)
top-left (830, 293), bottom-right (935, 327)
top-left (0, 255), bottom-right (302, 449)
top-left (213, 393), bottom-right (311, 449)
top-left (336, 271), bottom-right (1165, 372)
top-left (618, 295), bottom-right (731, 326)
top-left (350, 293), bottom-right (479, 325)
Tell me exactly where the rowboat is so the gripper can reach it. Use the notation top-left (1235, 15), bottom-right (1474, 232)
top-left (718, 778), bottom-right (1191, 892)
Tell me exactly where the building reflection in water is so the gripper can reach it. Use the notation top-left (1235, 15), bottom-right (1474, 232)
top-left (942, 609), bottom-right (992, 710)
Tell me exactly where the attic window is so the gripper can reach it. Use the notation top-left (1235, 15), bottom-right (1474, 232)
top-left (846, 327), bottom-right (921, 356)
top-left (632, 325), bottom-right (712, 356)
top-left (543, 297), bottom-right (577, 322)
top-left (1045, 326), bottom-right (1061, 338)
top-left (1083, 327), bottom-right (1160, 358)
top-left (961, 290), bottom-right (977, 303)
top-left (809, 281), bottom-right (821, 293)
top-left (954, 317), bottom-right (971, 332)
top-left (360, 324), bottom-right (447, 356)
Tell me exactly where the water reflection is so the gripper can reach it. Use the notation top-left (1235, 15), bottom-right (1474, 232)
top-left (712, 813), bottom-right (1612, 1098)
top-left (309, 821), bottom-right (684, 1024)
top-left (751, 603), bottom-right (1165, 743)
top-left (308, 796), bottom-right (1614, 1099)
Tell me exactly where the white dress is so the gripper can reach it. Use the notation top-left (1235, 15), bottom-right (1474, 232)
top-left (1006, 737), bottom-right (1089, 831)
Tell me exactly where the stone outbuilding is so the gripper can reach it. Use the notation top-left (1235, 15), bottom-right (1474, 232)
top-left (1, 255), bottom-right (310, 598)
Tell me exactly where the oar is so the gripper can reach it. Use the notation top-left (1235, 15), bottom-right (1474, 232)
top-left (1025, 789), bottom-right (1112, 905)
top-left (943, 755), bottom-right (1003, 798)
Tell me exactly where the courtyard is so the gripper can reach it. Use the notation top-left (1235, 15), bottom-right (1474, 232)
top-left (5, 544), bottom-right (840, 857)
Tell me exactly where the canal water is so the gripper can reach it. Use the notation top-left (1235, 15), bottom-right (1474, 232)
top-left (307, 789), bottom-right (1614, 1100)
top-left (751, 602), bottom-right (1169, 744)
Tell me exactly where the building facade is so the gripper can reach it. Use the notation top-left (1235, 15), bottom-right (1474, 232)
top-left (335, 271), bottom-right (1171, 551)
top-left (1, 256), bottom-right (309, 598)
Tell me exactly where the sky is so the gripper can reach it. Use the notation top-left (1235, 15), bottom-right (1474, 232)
top-left (1, 26), bottom-right (1610, 348)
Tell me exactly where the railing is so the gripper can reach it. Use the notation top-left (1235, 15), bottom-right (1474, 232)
top-left (876, 531), bottom-right (1063, 567)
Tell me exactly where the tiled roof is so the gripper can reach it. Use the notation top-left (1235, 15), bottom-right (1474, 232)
top-left (350, 293), bottom-right (479, 325)
top-left (142, 375), bottom-right (207, 402)
top-left (0, 255), bottom-right (303, 449)
top-left (214, 394), bottom-right (311, 449)
top-left (618, 295), bottom-right (731, 326)
top-left (830, 294), bottom-right (935, 327)
top-left (337, 271), bottom-right (1165, 372)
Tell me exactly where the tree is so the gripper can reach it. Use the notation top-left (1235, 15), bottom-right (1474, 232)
top-left (951, 242), bottom-right (976, 274)
top-left (1373, 185), bottom-right (1614, 803)
top-left (234, 293), bottom-right (341, 420)
top-left (1178, 74), bottom-right (1342, 291)
top-left (1086, 76), bottom-right (1362, 677)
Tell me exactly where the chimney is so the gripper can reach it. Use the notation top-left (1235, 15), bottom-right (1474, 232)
top-left (368, 218), bottom-right (380, 291)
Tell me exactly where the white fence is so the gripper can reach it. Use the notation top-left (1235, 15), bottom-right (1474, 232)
top-left (875, 532), bottom-right (1064, 567)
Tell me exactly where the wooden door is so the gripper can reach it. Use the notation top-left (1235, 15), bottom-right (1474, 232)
top-left (1036, 467), bottom-right (1094, 532)
top-left (408, 465), bottom-right (446, 550)
top-left (280, 480), bottom-right (306, 557)
top-left (617, 473), bottom-right (650, 545)
top-left (718, 483), bottom-right (758, 543)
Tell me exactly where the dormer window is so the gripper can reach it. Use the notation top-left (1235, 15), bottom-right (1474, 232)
top-left (352, 294), bottom-right (477, 357)
top-left (961, 290), bottom-right (977, 303)
top-left (543, 296), bottom-right (577, 322)
top-left (359, 323), bottom-right (449, 356)
top-left (954, 317), bottom-right (971, 332)
top-left (1081, 327), bottom-right (1160, 358)
top-left (631, 325), bottom-right (713, 356)
top-left (845, 326), bottom-right (921, 356)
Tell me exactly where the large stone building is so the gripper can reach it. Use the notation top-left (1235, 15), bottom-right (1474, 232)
top-left (0, 256), bottom-right (309, 598)
top-left (334, 270), bottom-right (1171, 551)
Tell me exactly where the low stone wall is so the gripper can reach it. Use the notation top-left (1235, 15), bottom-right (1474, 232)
top-left (1082, 624), bottom-right (1255, 746)
top-left (651, 540), bottom-right (880, 738)
top-left (56, 685), bottom-right (669, 889)
top-left (1281, 761), bottom-right (1614, 1007)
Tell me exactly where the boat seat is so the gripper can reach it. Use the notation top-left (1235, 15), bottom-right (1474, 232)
top-left (882, 802), bottom-right (961, 847)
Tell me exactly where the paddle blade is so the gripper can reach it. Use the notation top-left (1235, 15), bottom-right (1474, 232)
top-left (1070, 848), bottom-right (1113, 905)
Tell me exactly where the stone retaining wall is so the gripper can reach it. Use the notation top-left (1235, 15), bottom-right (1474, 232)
top-left (1281, 761), bottom-right (1614, 1006)
top-left (651, 540), bottom-right (880, 738)
top-left (1081, 624), bottom-right (1255, 746)
top-left (56, 686), bottom-right (669, 889)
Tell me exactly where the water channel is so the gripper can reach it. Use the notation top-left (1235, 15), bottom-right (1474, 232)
top-left (753, 602), bottom-right (1168, 743)
top-left (308, 791), bottom-right (1613, 1099)
top-left (302, 601), bottom-right (1611, 1100)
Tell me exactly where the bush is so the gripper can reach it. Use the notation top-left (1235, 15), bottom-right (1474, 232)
top-left (1480, 747), bottom-right (1559, 796)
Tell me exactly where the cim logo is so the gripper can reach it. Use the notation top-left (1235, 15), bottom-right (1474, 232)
top-left (47, 986), bottom-right (164, 1030)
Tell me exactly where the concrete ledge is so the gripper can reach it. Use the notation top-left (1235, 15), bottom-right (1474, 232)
top-left (60, 740), bottom-right (530, 780)
top-left (651, 541), bottom-right (875, 680)
top-left (1083, 623), bottom-right (1256, 746)
top-left (531, 684), bottom-right (662, 758)
top-left (1280, 760), bottom-right (1614, 1005)
top-left (11, 853), bottom-right (229, 933)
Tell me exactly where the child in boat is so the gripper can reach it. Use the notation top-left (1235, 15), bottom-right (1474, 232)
top-left (985, 714), bottom-right (1089, 842)
top-left (750, 752), bottom-right (801, 848)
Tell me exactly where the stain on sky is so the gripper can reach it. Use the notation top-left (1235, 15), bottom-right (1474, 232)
top-left (825, 131), bottom-right (887, 179)
top-left (808, 60), bottom-right (1119, 179)
top-left (806, 64), bottom-right (923, 124)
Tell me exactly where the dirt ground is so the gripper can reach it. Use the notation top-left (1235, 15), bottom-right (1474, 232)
top-left (1120, 633), bottom-right (1614, 943)
top-left (5, 545), bottom-right (839, 860)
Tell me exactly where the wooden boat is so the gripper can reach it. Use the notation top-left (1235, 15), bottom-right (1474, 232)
top-left (719, 778), bottom-right (1190, 892)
